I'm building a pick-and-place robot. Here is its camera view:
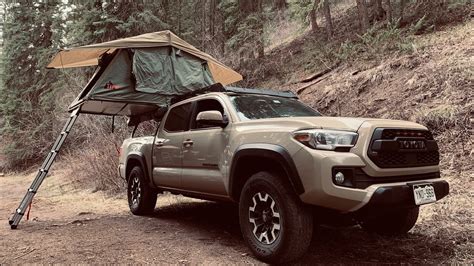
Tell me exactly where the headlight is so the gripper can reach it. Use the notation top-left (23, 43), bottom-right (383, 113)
top-left (293, 129), bottom-right (358, 151)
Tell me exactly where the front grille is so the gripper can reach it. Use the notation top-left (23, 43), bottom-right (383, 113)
top-left (368, 128), bottom-right (439, 168)
top-left (381, 129), bottom-right (434, 140)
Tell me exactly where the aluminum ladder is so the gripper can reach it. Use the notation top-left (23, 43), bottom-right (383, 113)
top-left (9, 108), bottom-right (80, 229)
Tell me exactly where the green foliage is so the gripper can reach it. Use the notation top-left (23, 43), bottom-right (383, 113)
top-left (335, 23), bottom-right (415, 61)
top-left (1, 1), bottom-right (63, 168)
top-left (359, 24), bottom-right (414, 54)
top-left (67, 1), bottom-right (169, 46)
top-left (288, 0), bottom-right (313, 26)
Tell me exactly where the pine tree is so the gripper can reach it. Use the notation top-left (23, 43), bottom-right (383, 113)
top-left (1, 1), bottom-right (63, 168)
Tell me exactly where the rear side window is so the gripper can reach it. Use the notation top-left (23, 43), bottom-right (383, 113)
top-left (164, 103), bottom-right (192, 132)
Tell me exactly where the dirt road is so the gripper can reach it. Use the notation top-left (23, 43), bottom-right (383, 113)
top-left (0, 170), bottom-right (472, 264)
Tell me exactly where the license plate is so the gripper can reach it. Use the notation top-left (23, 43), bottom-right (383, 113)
top-left (413, 184), bottom-right (436, 205)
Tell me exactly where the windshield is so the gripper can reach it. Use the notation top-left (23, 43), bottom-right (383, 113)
top-left (229, 95), bottom-right (321, 120)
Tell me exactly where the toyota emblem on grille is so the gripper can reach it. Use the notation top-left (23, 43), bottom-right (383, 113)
top-left (398, 140), bottom-right (426, 150)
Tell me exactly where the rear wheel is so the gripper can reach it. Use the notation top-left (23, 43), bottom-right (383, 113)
top-left (127, 166), bottom-right (157, 215)
top-left (239, 171), bottom-right (313, 263)
top-left (360, 207), bottom-right (419, 236)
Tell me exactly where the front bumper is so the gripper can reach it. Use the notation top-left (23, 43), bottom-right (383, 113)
top-left (293, 147), bottom-right (446, 212)
top-left (355, 180), bottom-right (449, 216)
top-left (118, 163), bottom-right (125, 179)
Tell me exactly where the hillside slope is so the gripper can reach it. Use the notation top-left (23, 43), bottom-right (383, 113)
top-left (258, 19), bottom-right (473, 261)
top-left (292, 20), bottom-right (473, 171)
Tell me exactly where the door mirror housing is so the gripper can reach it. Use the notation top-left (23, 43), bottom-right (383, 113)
top-left (196, 111), bottom-right (228, 128)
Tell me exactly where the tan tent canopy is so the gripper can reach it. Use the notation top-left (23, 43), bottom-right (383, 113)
top-left (48, 30), bottom-right (242, 85)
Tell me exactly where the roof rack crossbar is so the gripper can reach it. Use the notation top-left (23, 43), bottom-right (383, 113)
top-left (224, 86), bottom-right (298, 99)
top-left (170, 83), bottom-right (298, 105)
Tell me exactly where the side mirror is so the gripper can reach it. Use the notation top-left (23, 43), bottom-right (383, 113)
top-left (196, 111), bottom-right (228, 128)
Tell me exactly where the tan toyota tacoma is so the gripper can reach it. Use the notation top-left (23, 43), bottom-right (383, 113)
top-left (118, 87), bottom-right (449, 263)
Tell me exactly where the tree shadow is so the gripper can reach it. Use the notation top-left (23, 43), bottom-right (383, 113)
top-left (150, 201), bottom-right (456, 264)
top-left (297, 225), bottom-right (457, 264)
top-left (150, 201), bottom-right (244, 249)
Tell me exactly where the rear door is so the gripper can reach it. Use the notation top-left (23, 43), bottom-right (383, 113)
top-left (180, 97), bottom-right (230, 196)
top-left (152, 102), bottom-right (192, 188)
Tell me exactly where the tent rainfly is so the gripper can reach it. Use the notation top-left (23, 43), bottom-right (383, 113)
top-left (48, 30), bottom-right (242, 117)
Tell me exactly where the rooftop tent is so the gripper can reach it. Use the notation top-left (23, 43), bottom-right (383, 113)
top-left (9, 32), bottom-right (243, 229)
top-left (48, 30), bottom-right (242, 116)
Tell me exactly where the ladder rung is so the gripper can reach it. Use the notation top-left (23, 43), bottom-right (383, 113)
top-left (28, 188), bottom-right (36, 194)
top-left (39, 169), bottom-right (48, 173)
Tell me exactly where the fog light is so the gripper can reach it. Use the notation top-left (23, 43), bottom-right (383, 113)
top-left (334, 172), bottom-right (345, 184)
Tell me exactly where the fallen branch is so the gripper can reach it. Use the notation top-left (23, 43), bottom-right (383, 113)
top-left (298, 63), bottom-right (339, 83)
top-left (13, 248), bottom-right (36, 260)
top-left (296, 76), bottom-right (329, 95)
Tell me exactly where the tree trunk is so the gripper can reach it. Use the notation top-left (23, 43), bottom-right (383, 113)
top-left (322, 0), bottom-right (333, 37)
top-left (177, 0), bottom-right (182, 35)
top-left (209, 0), bottom-right (216, 37)
top-left (256, 27), bottom-right (264, 59)
top-left (356, 0), bottom-right (369, 31)
top-left (385, 0), bottom-right (392, 23)
top-left (374, 0), bottom-right (385, 21)
top-left (239, 0), bottom-right (264, 59)
top-left (239, 0), bottom-right (259, 13)
top-left (201, 0), bottom-right (207, 50)
top-left (217, 0), bottom-right (225, 55)
top-left (310, 0), bottom-right (320, 35)
top-left (162, 0), bottom-right (169, 23)
top-left (273, 0), bottom-right (288, 10)
top-left (399, 0), bottom-right (407, 26)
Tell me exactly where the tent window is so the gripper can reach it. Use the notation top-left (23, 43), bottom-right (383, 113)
top-left (164, 103), bottom-right (192, 132)
top-left (132, 48), bottom-right (173, 94)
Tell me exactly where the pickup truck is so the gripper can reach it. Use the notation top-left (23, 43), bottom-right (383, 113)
top-left (118, 87), bottom-right (449, 263)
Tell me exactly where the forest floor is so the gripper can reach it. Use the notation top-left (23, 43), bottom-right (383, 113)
top-left (0, 168), bottom-right (472, 264)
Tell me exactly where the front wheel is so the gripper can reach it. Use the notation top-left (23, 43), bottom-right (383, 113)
top-left (239, 171), bottom-right (313, 263)
top-left (127, 166), bottom-right (157, 215)
top-left (360, 207), bottom-right (419, 236)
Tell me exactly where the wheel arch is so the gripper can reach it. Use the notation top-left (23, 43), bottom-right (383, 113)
top-left (125, 153), bottom-right (151, 185)
top-left (229, 144), bottom-right (304, 201)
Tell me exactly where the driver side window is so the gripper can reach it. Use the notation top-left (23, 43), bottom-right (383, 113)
top-left (164, 103), bottom-right (192, 132)
top-left (191, 99), bottom-right (225, 129)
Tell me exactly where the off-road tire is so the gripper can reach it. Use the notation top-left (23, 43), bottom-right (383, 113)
top-left (127, 166), bottom-right (157, 215)
top-left (360, 207), bottom-right (419, 236)
top-left (239, 171), bottom-right (313, 263)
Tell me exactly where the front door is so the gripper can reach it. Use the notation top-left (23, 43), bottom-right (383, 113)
top-left (181, 98), bottom-right (230, 195)
top-left (152, 102), bottom-right (192, 189)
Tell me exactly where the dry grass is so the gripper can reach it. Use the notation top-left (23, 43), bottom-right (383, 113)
top-left (61, 115), bottom-right (129, 193)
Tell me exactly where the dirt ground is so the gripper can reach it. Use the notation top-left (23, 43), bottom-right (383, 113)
top-left (0, 169), bottom-right (472, 264)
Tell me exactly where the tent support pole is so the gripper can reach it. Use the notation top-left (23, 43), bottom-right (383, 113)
top-left (8, 108), bottom-right (80, 229)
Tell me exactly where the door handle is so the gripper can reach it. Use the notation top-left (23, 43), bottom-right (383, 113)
top-left (183, 139), bottom-right (194, 148)
top-left (155, 139), bottom-right (168, 147)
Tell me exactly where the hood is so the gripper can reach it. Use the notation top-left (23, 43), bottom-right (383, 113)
top-left (234, 116), bottom-right (426, 132)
